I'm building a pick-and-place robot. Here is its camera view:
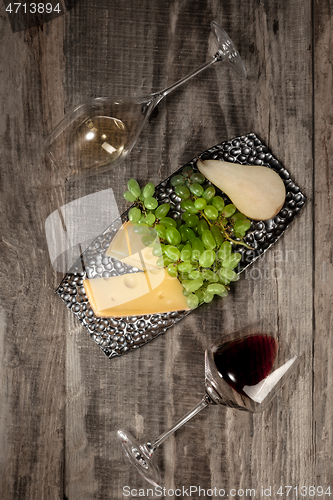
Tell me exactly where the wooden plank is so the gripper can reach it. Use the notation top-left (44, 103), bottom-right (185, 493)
top-left (0, 9), bottom-right (67, 500)
top-left (313, 0), bottom-right (333, 487)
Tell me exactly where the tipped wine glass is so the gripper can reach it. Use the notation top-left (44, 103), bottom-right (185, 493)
top-left (117, 327), bottom-right (299, 487)
top-left (45, 21), bottom-right (246, 179)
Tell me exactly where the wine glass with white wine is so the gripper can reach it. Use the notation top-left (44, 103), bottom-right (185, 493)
top-left (45, 21), bottom-right (246, 178)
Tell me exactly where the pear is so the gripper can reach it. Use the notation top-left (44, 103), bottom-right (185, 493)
top-left (197, 159), bottom-right (286, 220)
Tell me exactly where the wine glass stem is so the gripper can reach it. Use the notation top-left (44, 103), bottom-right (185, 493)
top-left (153, 52), bottom-right (223, 104)
top-left (146, 395), bottom-right (210, 454)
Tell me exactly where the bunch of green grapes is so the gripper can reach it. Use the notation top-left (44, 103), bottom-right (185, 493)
top-left (123, 166), bottom-right (252, 309)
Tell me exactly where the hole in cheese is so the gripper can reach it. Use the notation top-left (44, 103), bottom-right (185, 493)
top-left (123, 274), bottom-right (138, 289)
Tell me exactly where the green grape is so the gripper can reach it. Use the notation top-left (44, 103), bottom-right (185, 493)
top-left (155, 203), bottom-right (170, 219)
top-left (190, 172), bottom-right (206, 184)
top-left (137, 214), bottom-right (146, 224)
top-left (159, 217), bottom-right (177, 228)
top-left (222, 252), bottom-right (242, 270)
top-left (144, 196), bottom-right (158, 210)
top-left (201, 269), bottom-right (218, 282)
top-left (181, 166), bottom-right (193, 176)
top-left (180, 225), bottom-right (196, 242)
top-left (155, 224), bottom-right (166, 240)
top-left (180, 201), bottom-right (192, 212)
top-left (207, 283), bottom-right (228, 297)
top-left (202, 229), bottom-right (216, 250)
top-left (182, 289), bottom-right (190, 297)
top-left (188, 269), bottom-right (201, 280)
top-left (195, 288), bottom-right (204, 303)
top-left (152, 244), bottom-right (163, 257)
top-left (179, 225), bottom-right (188, 242)
top-left (212, 196), bottom-right (225, 212)
top-left (142, 182), bottom-right (155, 199)
top-left (156, 255), bottom-right (165, 267)
top-left (141, 234), bottom-right (156, 247)
top-left (127, 178), bottom-right (141, 198)
top-left (189, 183), bottom-right (204, 197)
top-left (203, 186), bottom-right (215, 202)
top-left (180, 200), bottom-right (199, 215)
top-left (175, 185), bottom-right (190, 200)
top-left (204, 205), bottom-right (218, 221)
top-left (199, 249), bottom-right (215, 268)
top-left (133, 224), bottom-right (149, 235)
top-left (234, 219), bottom-right (252, 234)
top-left (167, 263), bottom-right (178, 277)
top-left (194, 198), bottom-right (207, 210)
top-left (218, 275), bottom-right (230, 286)
top-left (202, 289), bottom-right (214, 303)
top-left (180, 244), bottom-right (192, 262)
top-left (219, 268), bottom-right (239, 282)
top-left (148, 227), bottom-right (157, 238)
top-left (222, 204), bottom-right (236, 218)
top-left (234, 230), bottom-right (245, 239)
top-left (196, 219), bottom-right (209, 236)
top-left (170, 174), bottom-right (185, 186)
top-left (217, 241), bottom-right (232, 260)
top-left (156, 255), bottom-right (172, 268)
top-left (123, 190), bottom-right (137, 202)
top-left (191, 237), bottom-right (205, 260)
top-left (210, 225), bottom-right (224, 246)
top-left (128, 207), bottom-right (141, 223)
top-left (187, 293), bottom-right (199, 309)
top-left (232, 212), bottom-right (247, 223)
top-left (145, 213), bottom-right (156, 226)
top-left (164, 245), bottom-right (180, 261)
top-left (178, 261), bottom-right (193, 273)
top-left (183, 278), bottom-right (204, 293)
top-left (165, 227), bottom-right (181, 245)
top-left (182, 212), bottom-right (191, 222)
top-left (186, 215), bottom-right (199, 228)
top-left (229, 269), bottom-right (240, 282)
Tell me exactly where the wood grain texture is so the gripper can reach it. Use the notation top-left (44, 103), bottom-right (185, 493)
top-left (313, 0), bottom-right (333, 488)
top-left (0, 0), bottom-right (331, 499)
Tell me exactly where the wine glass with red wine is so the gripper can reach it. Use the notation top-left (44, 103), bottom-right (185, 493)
top-left (117, 326), bottom-right (299, 487)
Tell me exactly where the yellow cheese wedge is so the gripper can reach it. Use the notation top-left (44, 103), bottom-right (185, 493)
top-left (83, 268), bottom-right (189, 317)
top-left (105, 221), bottom-right (160, 270)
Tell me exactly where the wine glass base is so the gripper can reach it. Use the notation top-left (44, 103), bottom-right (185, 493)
top-left (211, 21), bottom-right (247, 79)
top-left (117, 429), bottom-right (161, 487)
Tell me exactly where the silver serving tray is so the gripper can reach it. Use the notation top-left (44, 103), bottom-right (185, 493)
top-left (56, 133), bottom-right (306, 359)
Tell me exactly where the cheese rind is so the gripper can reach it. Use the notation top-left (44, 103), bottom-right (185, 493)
top-left (83, 269), bottom-right (189, 317)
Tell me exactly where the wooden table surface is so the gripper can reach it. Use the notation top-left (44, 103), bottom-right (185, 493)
top-left (0, 0), bottom-right (332, 499)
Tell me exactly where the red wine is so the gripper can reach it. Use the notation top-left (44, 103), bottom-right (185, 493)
top-left (214, 335), bottom-right (278, 395)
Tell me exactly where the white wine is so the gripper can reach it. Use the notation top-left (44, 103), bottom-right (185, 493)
top-left (46, 97), bottom-right (154, 178)
top-left (77, 115), bottom-right (127, 169)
